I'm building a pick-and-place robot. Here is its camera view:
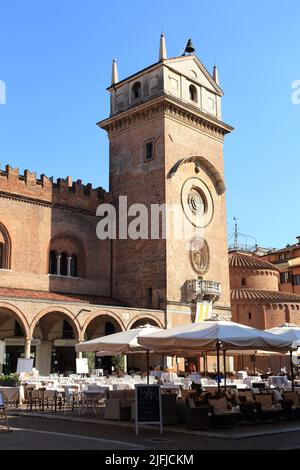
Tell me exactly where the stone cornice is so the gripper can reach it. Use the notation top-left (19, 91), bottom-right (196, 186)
top-left (98, 94), bottom-right (233, 140)
top-left (0, 191), bottom-right (99, 217)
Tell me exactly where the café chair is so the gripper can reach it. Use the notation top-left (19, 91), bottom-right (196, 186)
top-left (0, 393), bottom-right (10, 432)
top-left (208, 396), bottom-right (238, 425)
top-left (255, 394), bottom-right (281, 421)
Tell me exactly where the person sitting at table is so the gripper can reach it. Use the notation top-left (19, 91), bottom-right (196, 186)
top-left (188, 362), bottom-right (197, 374)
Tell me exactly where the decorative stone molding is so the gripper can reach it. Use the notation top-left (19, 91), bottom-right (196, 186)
top-left (98, 95), bottom-right (233, 140)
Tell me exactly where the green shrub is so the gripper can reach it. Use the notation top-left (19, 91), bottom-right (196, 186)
top-left (0, 373), bottom-right (20, 386)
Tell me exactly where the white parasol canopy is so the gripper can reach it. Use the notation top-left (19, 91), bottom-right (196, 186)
top-left (138, 320), bottom-right (294, 352)
top-left (265, 324), bottom-right (300, 349)
top-left (75, 324), bottom-right (161, 354)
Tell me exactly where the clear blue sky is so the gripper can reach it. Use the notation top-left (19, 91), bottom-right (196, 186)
top-left (0, 0), bottom-right (299, 248)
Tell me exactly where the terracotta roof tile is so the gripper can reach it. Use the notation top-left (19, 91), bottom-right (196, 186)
top-left (229, 251), bottom-right (279, 271)
top-left (231, 288), bottom-right (300, 303)
top-left (0, 287), bottom-right (125, 306)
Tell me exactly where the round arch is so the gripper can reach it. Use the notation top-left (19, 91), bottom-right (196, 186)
top-left (168, 156), bottom-right (226, 195)
top-left (82, 310), bottom-right (125, 341)
top-left (0, 302), bottom-right (29, 337)
top-left (127, 314), bottom-right (163, 330)
top-left (30, 306), bottom-right (81, 340)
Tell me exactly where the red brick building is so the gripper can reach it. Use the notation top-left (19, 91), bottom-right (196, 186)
top-left (260, 237), bottom-right (300, 296)
top-left (0, 36), bottom-right (233, 374)
top-left (229, 250), bottom-right (300, 372)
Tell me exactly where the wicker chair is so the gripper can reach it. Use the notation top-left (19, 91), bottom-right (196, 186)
top-left (255, 394), bottom-right (281, 421)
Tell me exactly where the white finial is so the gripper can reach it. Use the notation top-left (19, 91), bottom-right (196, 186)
top-left (111, 59), bottom-right (119, 85)
top-left (159, 33), bottom-right (167, 61)
top-left (213, 65), bottom-right (219, 85)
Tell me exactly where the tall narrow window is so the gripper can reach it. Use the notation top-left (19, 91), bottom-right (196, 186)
top-left (70, 254), bottom-right (77, 277)
top-left (49, 250), bottom-right (57, 274)
top-left (241, 277), bottom-right (246, 286)
top-left (132, 81), bottom-right (142, 99)
top-left (146, 288), bottom-right (153, 307)
top-left (60, 252), bottom-right (68, 276)
top-left (144, 140), bottom-right (154, 161)
top-left (189, 84), bottom-right (198, 102)
top-left (248, 312), bottom-right (252, 320)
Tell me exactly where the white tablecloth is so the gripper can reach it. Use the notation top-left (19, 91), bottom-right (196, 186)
top-left (0, 386), bottom-right (25, 404)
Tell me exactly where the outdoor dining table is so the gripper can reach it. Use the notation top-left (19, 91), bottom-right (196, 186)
top-left (0, 386), bottom-right (25, 406)
top-left (80, 389), bottom-right (107, 416)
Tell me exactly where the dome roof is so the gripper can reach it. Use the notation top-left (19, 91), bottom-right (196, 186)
top-left (231, 288), bottom-right (300, 303)
top-left (229, 251), bottom-right (279, 271)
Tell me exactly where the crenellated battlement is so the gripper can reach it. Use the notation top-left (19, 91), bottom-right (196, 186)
top-left (0, 165), bottom-right (109, 213)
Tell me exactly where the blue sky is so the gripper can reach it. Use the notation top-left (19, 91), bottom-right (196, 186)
top-left (0, 0), bottom-right (299, 248)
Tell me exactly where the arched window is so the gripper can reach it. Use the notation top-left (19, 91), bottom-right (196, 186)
top-left (189, 84), bottom-right (197, 102)
top-left (132, 81), bottom-right (142, 99)
top-left (241, 277), bottom-right (247, 286)
top-left (49, 235), bottom-right (84, 277)
top-left (0, 223), bottom-right (11, 269)
top-left (0, 243), bottom-right (4, 268)
top-left (60, 252), bottom-right (68, 276)
top-left (70, 254), bottom-right (77, 277)
top-left (49, 250), bottom-right (57, 275)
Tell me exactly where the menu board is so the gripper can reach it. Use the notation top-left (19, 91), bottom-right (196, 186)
top-left (76, 358), bottom-right (89, 374)
top-left (135, 384), bottom-right (162, 435)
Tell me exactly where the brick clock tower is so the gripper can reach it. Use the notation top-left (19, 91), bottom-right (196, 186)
top-left (98, 36), bottom-right (233, 327)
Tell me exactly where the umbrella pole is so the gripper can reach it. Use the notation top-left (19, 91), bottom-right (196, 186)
top-left (216, 341), bottom-right (220, 394)
top-left (290, 351), bottom-right (294, 391)
top-left (146, 350), bottom-right (150, 385)
top-left (253, 355), bottom-right (256, 376)
top-left (223, 350), bottom-right (227, 390)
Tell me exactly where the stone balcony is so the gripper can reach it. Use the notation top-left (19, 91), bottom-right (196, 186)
top-left (185, 279), bottom-right (221, 303)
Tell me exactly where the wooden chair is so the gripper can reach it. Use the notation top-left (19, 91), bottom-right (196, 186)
top-left (26, 387), bottom-right (41, 412)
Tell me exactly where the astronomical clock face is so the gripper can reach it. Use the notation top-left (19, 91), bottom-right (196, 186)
top-left (181, 177), bottom-right (214, 228)
top-left (190, 237), bottom-right (210, 274)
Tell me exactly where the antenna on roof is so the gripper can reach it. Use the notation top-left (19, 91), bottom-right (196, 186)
top-left (228, 218), bottom-right (257, 252)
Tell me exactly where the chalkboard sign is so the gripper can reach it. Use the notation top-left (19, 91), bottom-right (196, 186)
top-left (135, 384), bottom-right (162, 435)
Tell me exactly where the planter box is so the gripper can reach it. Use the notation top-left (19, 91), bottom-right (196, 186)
top-left (0, 380), bottom-right (19, 387)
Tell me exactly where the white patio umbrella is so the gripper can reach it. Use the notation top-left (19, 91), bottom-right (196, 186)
top-left (75, 324), bottom-right (160, 354)
top-left (138, 320), bottom-right (294, 392)
top-left (265, 324), bottom-right (300, 390)
top-left (265, 324), bottom-right (300, 348)
top-left (138, 321), bottom-right (293, 352)
top-left (75, 324), bottom-right (161, 384)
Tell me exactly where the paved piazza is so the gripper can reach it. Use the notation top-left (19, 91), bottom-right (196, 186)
top-left (1, 415), bottom-right (300, 451)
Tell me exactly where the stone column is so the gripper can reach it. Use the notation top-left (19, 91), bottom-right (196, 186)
top-left (56, 254), bottom-right (61, 276)
top-left (67, 257), bottom-right (72, 277)
top-left (25, 337), bottom-right (32, 359)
